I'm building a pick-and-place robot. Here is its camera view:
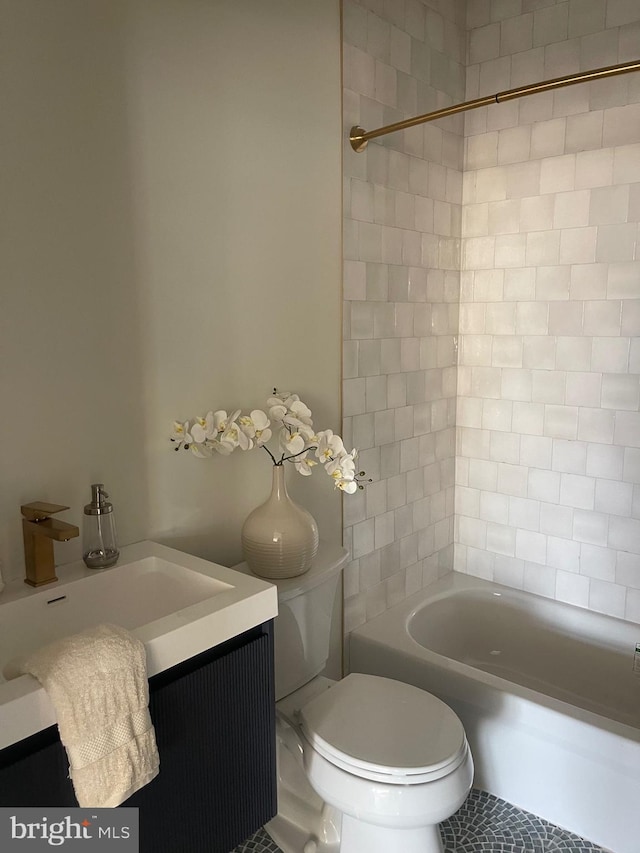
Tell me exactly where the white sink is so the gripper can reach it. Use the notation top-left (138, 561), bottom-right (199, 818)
top-left (0, 541), bottom-right (278, 750)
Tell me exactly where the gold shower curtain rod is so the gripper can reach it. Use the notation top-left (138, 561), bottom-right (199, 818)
top-left (350, 59), bottom-right (640, 152)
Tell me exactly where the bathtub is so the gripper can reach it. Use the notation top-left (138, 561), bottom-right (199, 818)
top-left (350, 573), bottom-right (640, 853)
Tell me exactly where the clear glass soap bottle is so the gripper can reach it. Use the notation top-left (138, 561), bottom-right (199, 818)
top-left (83, 484), bottom-right (119, 568)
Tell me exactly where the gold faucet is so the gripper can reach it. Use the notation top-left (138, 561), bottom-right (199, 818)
top-left (21, 502), bottom-right (80, 587)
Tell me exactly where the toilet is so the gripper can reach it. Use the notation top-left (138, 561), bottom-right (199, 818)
top-left (239, 546), bottom-right (473, 853)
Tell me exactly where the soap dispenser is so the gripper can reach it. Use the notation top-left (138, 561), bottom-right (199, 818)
top-left (83, 484), bottom-right (119, 568)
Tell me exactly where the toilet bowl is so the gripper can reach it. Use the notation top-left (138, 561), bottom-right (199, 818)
top-left (270, 673), bottom-right (473, 853)
top-left (235, 545), bottom-right (473, 853)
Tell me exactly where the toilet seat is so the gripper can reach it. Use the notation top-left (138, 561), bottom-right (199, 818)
top-left (299, 673), bottom-right (468, 785)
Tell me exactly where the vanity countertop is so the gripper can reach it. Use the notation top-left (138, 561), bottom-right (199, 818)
top-left (0, 541), bottom-right (278, 750)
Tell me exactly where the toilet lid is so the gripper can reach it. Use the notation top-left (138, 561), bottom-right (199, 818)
top-left (299, 673), bottom-right (467, 784)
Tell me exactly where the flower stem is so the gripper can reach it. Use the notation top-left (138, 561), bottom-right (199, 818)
top-left (281, 446), bottom-right (318, 464)
top-left (261, 445), bottom-right (278, 465)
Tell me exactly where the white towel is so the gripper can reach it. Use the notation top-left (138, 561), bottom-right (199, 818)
top-left (22, 623), bottom-right (159, 807)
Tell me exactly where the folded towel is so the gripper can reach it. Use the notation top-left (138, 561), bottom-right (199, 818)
top-left (22, 623), bottom-right (159, 807)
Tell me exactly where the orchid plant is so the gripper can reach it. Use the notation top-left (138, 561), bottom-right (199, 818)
top-left (171, 390), bottom-right (368, 494)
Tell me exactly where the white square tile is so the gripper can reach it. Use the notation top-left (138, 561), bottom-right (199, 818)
top-left (469, 458), bottom-right (499, 490)
top-left (547, 535), bottom-right (580, 572)
top-left (555, 569), bottom-right (590, 606)
top-left (532, 370), bottom-right (566, 404)
top-left (601, 374), bottom-right (640, 411)
top-left (493, 336), bottom-right (524, 367)
top-left (587, 443), bottom-right (624, 479)
top-left (568, 0), bottom-right (607, 38)
top-left (479, 490), bottom-right (509, 524)
top-left (493, 555), bottom-right (525, 589)
top-left (613, 144), bottom-right (640, 185)
top-left (513, 400), bottom-right (546, 435)
top-left (540, 155), bottom-right (576, 195)
top-left (609, 516), bottom-right (640, 555)
top-left (524, 561), bottom-right (557, 597)
top-left (521, 195), bottom-right (555, 233)
top-left (486, 302), bottom-right (517, 334)
top-left (516, 529), bottom-right (547, 564)
top-left (559, 227), bottom-right (598, 265)
top-left (607, 412), bottom-right (640, 447)
top-left (588, 579), bottom-right (626, 617)
top-left (496, 234), bottom-right (528, 268)
top-left (565, 110), bottom-right (603, 154)
top-left (486, 522), bottom-right (516, 556)
top-left (530, 117), bottom-right (566, 160)
top-left (591, 337), bottom-right (630, 372)
top-left (540, 501), bottom-right (574, 538)
top-left (528, 468), bottom-right (561, 502)
top-left (502, 367), bottom-right (533, 401)
top-left (577, 407), bottom-right (615, 443)
top-left (552, 438), bottom-right (587, 474)
top-left (580, 542), bottom-right (616, 582)
top-left (520, 434), bottom-right (553, 468)
top-left (526, 230), bottom-right (560, 266)
top-left (548, 300), bottom-right (584, 335)
top-left (560, 472), bottom-right (596, 510)
top-left (516, 301), bottom-right (549, 334)
top-left (506, 161), bottom-right (542, 199)
top-left (575, 148), bottom-right (614, 189)
top-left (589, 185), bottom-right (630, 226)
top-left (565, 372), bottom-right (601, 407)
top-left (569, 262), bottom-right (607, 299)
top-left (490, 430), bottom-right (521, 464)
top-left (553, 190), bottom-right (591, 229)
top-left (595, 478), bottom-right (634, 517)
top-left (584, 300), bottom-right (622, 336)
top-left (616, 550), bottom-right (640, 589)
top-left (497, 462), bottom-right (529, 497)
top-left (544, 404), bottom-right (579, 439)
top-left (595, 223), bottom-right (637, 263)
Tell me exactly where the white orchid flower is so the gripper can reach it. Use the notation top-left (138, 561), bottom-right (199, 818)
top-left (267, 391), bottom-right (296, 408)
top-left (315, 430), bottom-right (345, 463)
top-left (293, 453), bottom-right (317, 476)
top-left (190, 411), bottom-right (216, 444)
top-left (280, 428), bottom-right (306, 457)
top-left (268, 403), bottom-right (288, 422)
top-left (172, 391), bottom-right (365, 492)
top-left (212, 409), bottom-right (241, 435)
top-left (191, 441), bottom-right (214, 458)
top-left (325, 448), bottom-right (357, 480)
top-left (219, 420), bottom-right (250, 453)
top-left (289, 400), bottom-right (313, 425)
top-left (335, 477), bottom-right (358, 494)
top-left (239, 410), bottom-right (272, 447)
top-left (170, 421), bottom-right (191, 445)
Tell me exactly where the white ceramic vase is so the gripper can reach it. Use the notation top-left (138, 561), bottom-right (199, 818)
top-left (241, 465), bottom-right (319, 579)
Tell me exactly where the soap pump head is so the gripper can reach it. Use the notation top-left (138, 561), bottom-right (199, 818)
top-left (84, 484), bottom-right (113, 516)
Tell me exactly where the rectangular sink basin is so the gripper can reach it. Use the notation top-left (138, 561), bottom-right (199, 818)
top-left (0, 541), bottom-right (278, 750)
top-left (1, 557), bottom-right (232, 680)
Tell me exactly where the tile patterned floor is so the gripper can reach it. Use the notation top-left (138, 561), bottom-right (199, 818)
top-left (231, 789), bottom-right (608, 852)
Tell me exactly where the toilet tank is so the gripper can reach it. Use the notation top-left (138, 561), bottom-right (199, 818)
top-left (234, 543), bottom-right (346, 701)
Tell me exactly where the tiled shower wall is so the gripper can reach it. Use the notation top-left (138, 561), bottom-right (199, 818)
top-left (343, 0), bottom-right (640, 636)
top-left (342, 0), bottom-right (466, 635)
top-left (455, 0), bottom-right (640, 621)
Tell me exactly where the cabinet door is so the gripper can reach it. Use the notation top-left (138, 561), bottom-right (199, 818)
top-left (0, 624), bottom-right (277, 853)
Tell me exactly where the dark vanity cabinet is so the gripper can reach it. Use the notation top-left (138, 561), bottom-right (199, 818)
top-left (0, 622), bottom-right (277, 853)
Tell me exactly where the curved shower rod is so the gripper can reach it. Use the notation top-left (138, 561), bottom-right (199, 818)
top-left (350, 59), bottom-right (640, 152)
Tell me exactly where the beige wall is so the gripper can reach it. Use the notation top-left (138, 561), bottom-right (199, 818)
top-left (0, 0), bottom-right (343, 584)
